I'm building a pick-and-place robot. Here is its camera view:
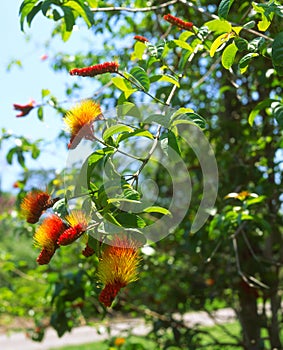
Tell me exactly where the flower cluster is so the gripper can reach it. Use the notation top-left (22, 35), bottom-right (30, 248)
top-left (20, 190), bottom-right (91, 264)
top-left (133, 35), bottom-right (149, 43)
top-left (13, 100), bottom-right (35, 118)
top-left (63, 99), bottom-right (103, 149)
top-left (20, 190), bottom-right (141, 306)
top-left (97, 236), bottom-right (141, 307)
top-left (20, 189), bottom-right (57, 223)
top-left (163, 14), bottom-right (193, 31)
top-left (69, 62), bottom-right (119, 77)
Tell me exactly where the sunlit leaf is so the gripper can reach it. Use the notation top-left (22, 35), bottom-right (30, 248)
top-left (103, 124), bottom-right (134, 141)
top-left (221, 42), bottom-right (238, 69)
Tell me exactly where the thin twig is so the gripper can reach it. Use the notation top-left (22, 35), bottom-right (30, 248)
top-left (117, 71), bottom-right (165, 105)
top-left (191, 57), bottom-right (221, 92)
top-left (91, 0), bottom-right (179, 13)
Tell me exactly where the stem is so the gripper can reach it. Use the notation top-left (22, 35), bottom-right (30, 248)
top-left (117, 72), bottom-right (165, 105)
top-left (93, 135), bottom-right (143, 161)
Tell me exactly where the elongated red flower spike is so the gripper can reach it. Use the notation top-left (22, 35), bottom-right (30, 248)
top-left (20, 189), bottom-right (57, 224)
top-left (57, 210), bottom-right (89, 246)
top-left (34, 215), bottom-right (67, 264)
top-left (36, 247), bottom-right (56, 265)
top-left (163, 14), bottom-right (193, 31)
top-left (134, 35), bottom-right (149, 43)
top-left (82, 242), bottom-right (95, 257)
top-left (13, 100), bottom-right (35, 117)
top-left (69, 62), bottom-right (119, 77)
top-left (64, 99), bottom-right (103, 149)
top-left (97, 235), bottom-right (141, 307)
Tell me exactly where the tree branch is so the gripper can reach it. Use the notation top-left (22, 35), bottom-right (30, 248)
top-left (91, 0), bottom-right (179, 13)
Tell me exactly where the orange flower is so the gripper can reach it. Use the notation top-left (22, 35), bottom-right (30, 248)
top-left (34, 214), bottom-right (67, 264)
top-left (57, 210), bottom-right (89, 246)
top-left (13, 100), bottom-right (35, 117)
top-left (69, 62), bottom-right (119, 77)
top-left (20, 189), bottom-right (56, 224)
top-left (97, 236), bottom-right (141, 307)
top-left (114, 337), bottom-right (126, 346)
top-left (163, 14), bottom-right (193, 30)
top-left (64, 100), bottom-right (103, 149)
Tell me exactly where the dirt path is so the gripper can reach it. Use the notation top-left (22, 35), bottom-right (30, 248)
top-left (0, 308), bottom-right (235, 350)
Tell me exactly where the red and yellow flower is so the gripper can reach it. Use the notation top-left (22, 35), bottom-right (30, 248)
top-left (57, 210), bottom-right (89, 246)
top-left (97, 235), bottom-right (141, 307)
top-left (64, 99), bottom-right (103, 149)
top-left (20, 189), bottom-right (55, 224)
top-left (33, 214), bottom-right (67, 264)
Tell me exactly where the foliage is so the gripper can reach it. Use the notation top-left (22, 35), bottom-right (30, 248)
top-left (2, 0), bottom-right (283, 349)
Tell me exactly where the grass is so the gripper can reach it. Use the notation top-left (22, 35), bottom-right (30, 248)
top-left (49, 335), bottom-right (157, 350)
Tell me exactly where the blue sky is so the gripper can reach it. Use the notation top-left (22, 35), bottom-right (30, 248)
top-left (0, 1), bottom-right (101, 191)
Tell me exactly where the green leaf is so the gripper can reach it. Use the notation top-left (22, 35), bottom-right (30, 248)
top-left (239, 53), bottom-right (259, 74)
top-left (41, 0), bottom-right (53, 15)
top-left (234, 37), bottom-right (248, 51)
top-left (168, 130), bottom-right (181, 156)
top-left (112, 77), bottom-right (136, 97)
top-left (117, 129), bottom-right (154, 143)
top-left (252, 1), bottom-right (274, 31)
top-left (143, 206), bottom-right (171, 216)
top-left (150, 74), bottom-right (180, 87)
top-left (61, 6), bottom-right (75, 32)
top-left (6, 148), bottom-right (16, 165)
top-left (103, 124), bottom-right (134, 141)
top-left (272, 101), bottom-right (283, 127)
top-left (41, 88), bottom-right (50, 98)
top-left (37, 106), bottom-right (44, 121)
top-left (170, 107), bottom-right (194, 120)
top-left (171, 112), bottom-right (206, 130)
top-left (129, 66), bottom-right (150, 92)
top-left (173, 40), bottom-right (193, 52)
top-left (248, 98), bottom-right (275, 126)
top-left (272, 32), bottom-right (283, 76)
top-left (146, 40), bottom-right (165, 59)
top-left (131, 41), bottom-right (147, 60)
top-left (221, 42), bottom-right (238, 69)
top-left (107, 197), bottom-right (141, 205)
top-left (179, 30), bottom-right (194, 42)
top-left (64, 0), bottom-right (94, 27)
top-left (52, 198), bottom-right (69, 218)
top-left (26, 2), bottom-right (43, 26)
top-left (205, 19), bottom-right (232, 34)
top-left (210, 33), bottom-right (235, 57)
top-left (243, 20), bottom-right (256, 30)
top-left (115, 212), bottom-right (146, 228)
top-left (19, 0), bottom-right (38, 30)
top-left (86, 0), bottom-right (98, 6)
top-left (145, 114), bottom-right (170, 128)
top-left (218, 0), bottom-right (235, 19)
